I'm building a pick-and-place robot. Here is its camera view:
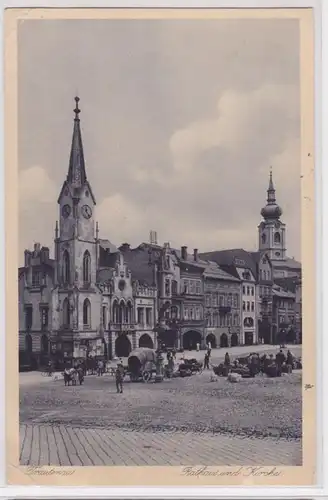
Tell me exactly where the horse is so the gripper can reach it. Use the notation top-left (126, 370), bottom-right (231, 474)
top-left (63, 368), bottom-right (78, 386)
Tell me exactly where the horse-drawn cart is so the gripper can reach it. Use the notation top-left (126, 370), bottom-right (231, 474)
top-left (127, 348), bottom-right (157, 382)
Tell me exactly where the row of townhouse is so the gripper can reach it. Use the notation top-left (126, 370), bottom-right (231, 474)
top-left (18, 239), bottom-right (300, 369)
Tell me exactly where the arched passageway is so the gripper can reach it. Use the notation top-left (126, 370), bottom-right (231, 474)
top-left (115, 334), bottom-right (132, 358)
top-left (206, 333), bottom-right (217, 348)
top-left (230, 333), bottom-right (239, 347)
top-left (220, 333), bottom-right (228, 348)
top-left (158, 330), bottom-right (177, 349)
top-left (183, 330), bottom-right (202, 350)
top-left (139, 334), bottom-right (154, 349)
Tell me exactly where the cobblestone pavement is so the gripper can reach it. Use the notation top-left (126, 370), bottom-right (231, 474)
top-left (20, 423), bottom-right (302, 466)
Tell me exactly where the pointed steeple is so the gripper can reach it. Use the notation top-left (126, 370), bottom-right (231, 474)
top-left (261, 167), bottom-right (282, 219)
top-left (267, 167), bottom-right (276, 204)
top-left (67, 97), bottom-right (87, 187)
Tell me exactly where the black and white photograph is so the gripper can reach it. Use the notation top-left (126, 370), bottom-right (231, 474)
top-left (4, 7), bottom-right (316, 487)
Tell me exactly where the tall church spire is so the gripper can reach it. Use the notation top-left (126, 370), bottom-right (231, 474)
top-left (261, 167), bottom-right (282, 220)
top-left (67, 97), bottom-right (87, 188)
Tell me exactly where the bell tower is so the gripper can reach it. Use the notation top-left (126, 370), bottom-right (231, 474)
top-left (258, 168), bottom-right (286, 261)
top-left (53, 97), bottom-right (102, 354)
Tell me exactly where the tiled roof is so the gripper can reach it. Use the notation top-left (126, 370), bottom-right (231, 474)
top-left (99, 239), bottom-right (119, 253)
top-left (272, 257), bottom-right (301, 269)
top-left (203, 261), bottom-right (240, 282)
top-left (272, 285), bottom-right (295, 299)
top-left (122, 247), bottom-right (155, 286)
top-left (200, 249), bottom-right (257, 280)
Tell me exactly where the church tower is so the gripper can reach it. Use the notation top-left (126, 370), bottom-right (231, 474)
top-left (258, 169), bottom-right (286, 261)
top-left (53, 97), bottom-right (102, 358)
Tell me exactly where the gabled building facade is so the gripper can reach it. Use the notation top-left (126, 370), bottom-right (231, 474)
top-left (203, 262), bottom-right (241, 348)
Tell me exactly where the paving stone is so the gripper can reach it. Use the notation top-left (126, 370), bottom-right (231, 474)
top-left (20, 424), bottom-right (302, 466)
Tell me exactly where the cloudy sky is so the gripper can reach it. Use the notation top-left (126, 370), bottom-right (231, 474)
top-left (18, 18), bottom-right (301, 264)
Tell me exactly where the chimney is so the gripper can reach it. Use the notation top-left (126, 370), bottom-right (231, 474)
top-left (41, 247), bottom-right (50, 262)
top-left (119, 243), bottom-right (130, 252)
top-left (149, 230), bottom-right (158, 245)
top-left (181, 246), bottom-right (187, 260)
top-left (193, 248), bottom-right (198, 261)
top-left (34, 242), bottom-right (41, 254)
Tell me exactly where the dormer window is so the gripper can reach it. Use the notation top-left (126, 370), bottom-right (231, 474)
top-left (32, 269), bottom-right (41, 287)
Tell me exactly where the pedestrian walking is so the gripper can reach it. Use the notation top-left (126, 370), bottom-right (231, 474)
top-left (115, 362), bottom-right (124, 394)
top-left (196, 342), bottom-right (200, 352)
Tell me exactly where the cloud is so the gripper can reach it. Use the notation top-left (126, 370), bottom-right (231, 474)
top-left (169, 84), bottom-right (299, 177)
top-left (19, 165), bottom-right (57, 204)
top-left (19, 166), bottom-right (57, 257)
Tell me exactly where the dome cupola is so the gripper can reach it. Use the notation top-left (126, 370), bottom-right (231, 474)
top-left (260, 168), bottom-right (282, 220)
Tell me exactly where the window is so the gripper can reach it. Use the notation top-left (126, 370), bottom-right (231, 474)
top-left (234, 313), bottom-right (239, 326)
top-left (219, 295), bottom-right (224, 306)
top-left (274, 232), bottom-right (281, 243)
top-left (205, 295), bottom-right (210, 306)
top-left (171, 306), bottom-right (178, 319)
top-left (62, 298), bottom-right (70, 327)
top-left (267, 270), bottom-right (271, 280)
top-left (41, 307), bottom-right (48, 329)
top-left (146, 308), bottom-right (152, 325)
top-left (227, 314), bottom-right (232, 326)
top-left (63, 250), bottom-right (70, 284)
top-left (83, 299), bottom-right (91, 327)
top-left (137, 307), bottom-right (144, 325)
top-left (112, 302), bottom-right (119, 323)
top-left (213, 312), bottom-right (218, 327)
top-left (243, 301), bottom-right (245, 311)
top-left (172, 280), bottom-right (178, 295)
top-left (183, 280), bottom-right (189, 294)
top-left (190, 281), bottom-right (196, 294)
top-left (25, 306), bottom-right (33, 330)
top-left (247, 301), bottom-right (250, 312)
top-left (196, 281), bottom-right (201, 295)
top-left (251, 302), bottom-right (255, 312)
top-left (184, 307), bottom-right (188, 320)
top-left (251, 287), bottom-right (254, 296)
top-left (165, 279), bottom-right (170, 296)
top-left (102, 306), bottom-right (107, 327)
top-left (32, 269), bottom-right (41, 287)
top-left (242, 286), bottom-right (245, 294)
top-left (195, 307), bottom-right (201, 320)
top-left (227, 294), bottom-right (232, 306)
top-left (124, 306), bottom-right (129, 323)
top-left (83, 251), bottom-right (91, 283)
top-left (261, 233), bottom-right (266, 244)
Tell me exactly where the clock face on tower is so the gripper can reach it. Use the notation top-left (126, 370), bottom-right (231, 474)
top-left (81, 204), bottom-right (92, 219)
top-left (62, 204), bottom-right (71, 218)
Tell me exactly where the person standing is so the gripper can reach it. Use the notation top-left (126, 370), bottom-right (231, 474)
top-left (224, 352), bottom-right (230, 367)
top-left (115, 362), bottom-right (124, 394)
top-left (203, 352), bottom-right (210, 370)
top-left (196, 342), bottom-right (200, 352)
